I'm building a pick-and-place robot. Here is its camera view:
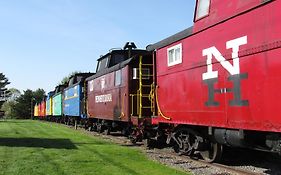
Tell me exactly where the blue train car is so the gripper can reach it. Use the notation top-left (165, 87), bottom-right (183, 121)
top-left (63, 85), bottom-right (81, 117)
top-left (63, 73), bottom-right (94, 122)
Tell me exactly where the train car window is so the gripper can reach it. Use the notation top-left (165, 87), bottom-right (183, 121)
top-left (64, 90), bottom-right (68, 99)
top-left (74, 85), bottom-right (78, 96)
top-left (110, 54), bottom-right (125, 67)
top-left (89, 80), bottom-right (94, 92)
top-left (167, 43), bottom-right (182, 67)
top-left (97, 57), bottom-right (109, 72)
top-left (76, 76), bottom-right (83, 83)
top-left (195, 0), bottom-right (210, 20)
top-left (115, 70), bottom-right (122, 86)
top-left (68, 77), bottom-right (75, 86)
top-left (132, 68), bottom-right (150, 80)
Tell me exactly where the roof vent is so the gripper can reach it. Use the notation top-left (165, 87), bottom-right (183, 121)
top-left (123, 42), bottom-right (137, 50)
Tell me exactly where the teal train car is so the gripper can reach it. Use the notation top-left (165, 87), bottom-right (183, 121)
top-left (52, 85), bottom-right (67, 117)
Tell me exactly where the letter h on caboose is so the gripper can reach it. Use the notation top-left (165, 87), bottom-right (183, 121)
top-left (202, 36), bottom-right (249, 107)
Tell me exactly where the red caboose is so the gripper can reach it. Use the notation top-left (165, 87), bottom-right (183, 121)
top-left (38, 100), bottom-right (46, 119)
top-left (86, 42), bottom-right (154, 135)
top-left (147, 0), bottom-right (281, 161)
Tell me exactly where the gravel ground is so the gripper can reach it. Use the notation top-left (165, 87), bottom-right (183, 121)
top-left (145, 148), bottom-right (233, 175)
top-left (70, 125), bottom-right (281, 175)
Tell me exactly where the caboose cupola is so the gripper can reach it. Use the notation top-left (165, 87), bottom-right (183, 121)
top-left (193, 0), bottom-right (272, 32)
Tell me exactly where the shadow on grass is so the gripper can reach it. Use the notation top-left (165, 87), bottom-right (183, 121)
top-left (0, 138), bottom-right (78, 149)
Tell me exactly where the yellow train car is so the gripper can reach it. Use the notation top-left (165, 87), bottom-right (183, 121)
top-left (34, 104), bottom-right (39, 117)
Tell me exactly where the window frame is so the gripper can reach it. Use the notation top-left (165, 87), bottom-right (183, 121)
top-left (96, 57), bottom-right (109, 72)
top-left (132, 68), bottom-right (150, 80)
top-left (167, 43), bottom-right (182, 67)
top-left (194, 0), bottom-right (211, 21)
top-left (114, 70), bottom-right (122, 86)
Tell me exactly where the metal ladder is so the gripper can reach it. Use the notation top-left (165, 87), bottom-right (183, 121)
top-left (130, 56), bottom-right (155, 118)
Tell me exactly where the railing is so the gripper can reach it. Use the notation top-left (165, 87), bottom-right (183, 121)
top-left (130, 55), bottom-right (155, 118)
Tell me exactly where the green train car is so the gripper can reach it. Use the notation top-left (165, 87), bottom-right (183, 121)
top-left (52, 85), bottom-right (67, 117)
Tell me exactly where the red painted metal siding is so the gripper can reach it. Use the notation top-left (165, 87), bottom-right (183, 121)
top-left (87, 67), bottom-right (129, 122)
top-left (194, 0), bottom-right (264, 32)
top-left (39, 101), bottom-right (46, 117)
top-left (154, 0), bottom-right (281, 132)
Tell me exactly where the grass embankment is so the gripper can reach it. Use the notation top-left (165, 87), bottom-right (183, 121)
top-left (0, 120), bottom-right (188, 175)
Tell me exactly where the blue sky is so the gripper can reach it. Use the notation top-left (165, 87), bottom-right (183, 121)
top-left (0, 0), bottom-right (195, 93)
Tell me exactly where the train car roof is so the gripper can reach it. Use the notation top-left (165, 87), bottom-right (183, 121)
top-left (66, 72), bottom-right (95, 89)
top-left (46, 91), bottom-right (55, 98)
top-left (97, 49), bottom-right (146, 61)
top-left (86, 57), bottom-right (133, 81)
top-left (54, 84), bottom-right (67, 94)
top-left (68, 73), bottom-right (94, 80)
top-left (86, 50), bottom-right (151, 81)
top-left (146, 26), bottom-right (193, 51)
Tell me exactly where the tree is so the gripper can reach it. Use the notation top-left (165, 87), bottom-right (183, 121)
top-left (0, 88), bottom-right (21, 119)
top-left (13, 89), bottom-right (33, 119)
top-left (0, 73), bottom-right (10, 91)
top-left (33, 88), bottom-right (45, 104)
top-left (1, 100), bottom-right (17, 119)
top-left (6, 88), bottom-right (21, 101)
top-left (59, 71), bottom-right (81, 85)
top-left (0, 73), bottom-right (10, 109)
top-left (1, 88), bottom-right (45, 119)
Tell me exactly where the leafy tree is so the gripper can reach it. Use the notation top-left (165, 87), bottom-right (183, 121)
top-left (1, 88), bottom-right (45, 119)
top-left (33, 88), bottom-right (45, 104)
top-left (6, 88), bottom-right (21, 101)
top-left (60, 71), bottom-right (81, 85)
top-left (1, 100), bottom-right (17, 119)
top-left (0, 88), bottom-right (21, 118)
top-left (13, 89), bottom-right (33, 119)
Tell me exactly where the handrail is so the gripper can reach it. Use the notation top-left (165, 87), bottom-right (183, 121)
top-left (155, 85), bottom-right (171, 120)
top-left (119, 93), bottom-right (126, 119)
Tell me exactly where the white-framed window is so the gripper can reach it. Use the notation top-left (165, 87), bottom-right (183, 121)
top-left (115, 70), bottom-right (122, 86)
top-left (195, 0), bottom-right (210, 20)
top-left (132, 68), bottom-right (150, 80)
top-left (167, 43), bottom-right (182, 67)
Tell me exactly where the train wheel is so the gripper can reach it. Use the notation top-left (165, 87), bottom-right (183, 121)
top-left (74, 119), bottom-right (78, 130)
top-left (96, 123), bottom-right (103, 133)
top-left (199, 142), bottom-right (223, 162)
top-left (173, 128), bottom-right (197, 156)
top-left (104, 127), bottom-right (111, 135)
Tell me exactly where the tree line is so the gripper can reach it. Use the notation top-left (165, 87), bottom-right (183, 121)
top-left (0, 73), bottom-right (45, 119)
top-left (0, 71), bottom-right (82, 119)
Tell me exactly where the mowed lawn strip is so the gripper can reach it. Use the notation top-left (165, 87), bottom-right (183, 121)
top-left (0, 120), bottom-right (189, 175)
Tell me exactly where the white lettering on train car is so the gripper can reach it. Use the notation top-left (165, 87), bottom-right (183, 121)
top-left (89, 80), bottom-right (94, 92)
top-left (202, 36), bottom-right (247, 80)
top-left (95, 94), bottom-right (112, 103)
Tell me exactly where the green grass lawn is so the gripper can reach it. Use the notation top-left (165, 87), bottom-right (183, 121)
top-left (0, 120), bottom-right (188, 175)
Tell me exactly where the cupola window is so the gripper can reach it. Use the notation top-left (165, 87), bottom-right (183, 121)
top-left (195, 0), bottom-right (210, 20)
